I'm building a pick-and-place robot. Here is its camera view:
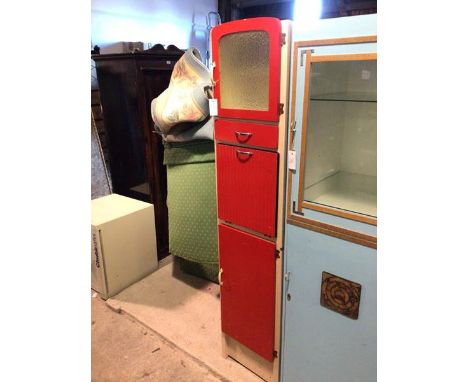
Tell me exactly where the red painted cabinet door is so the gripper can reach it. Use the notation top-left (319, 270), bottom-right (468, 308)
top-left (216, 143), bottom-right (278, 237)
top-left (211, 17), bottom-right (282, 122)
top-left (218, 224), bottom-right (276, 361)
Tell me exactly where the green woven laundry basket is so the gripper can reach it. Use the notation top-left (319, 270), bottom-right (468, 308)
top-left (164, 140), bottom-right (219, 283)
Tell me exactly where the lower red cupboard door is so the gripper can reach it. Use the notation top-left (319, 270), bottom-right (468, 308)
top-left (218, 224), bottom-right (276, 361)
top-left (216, 143), bottom-right (278, 237)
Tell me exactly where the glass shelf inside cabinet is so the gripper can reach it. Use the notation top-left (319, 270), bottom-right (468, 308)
top-left (303, 57), bottom-right (377, 219)
top-left (304, 171), bottom-right (376, 217)
top-left (310, 92), bottom-right (376, 102)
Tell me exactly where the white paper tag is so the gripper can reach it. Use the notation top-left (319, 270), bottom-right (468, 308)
top-left (209, 99), bottom-right (218, 116)
top-left (288, 150), bottom-right (296, 170)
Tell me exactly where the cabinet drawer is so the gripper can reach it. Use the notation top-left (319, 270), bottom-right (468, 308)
top-left (218, 224), bottom-right (276, 361)
top-left (216, 144), bottom-right (278, 237)
top-left (215, 119), bottom-right (278, 149)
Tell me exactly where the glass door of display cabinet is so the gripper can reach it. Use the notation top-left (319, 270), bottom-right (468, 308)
top-left (297, 52), bottom-right (377, 225)
top-left (211, 17), bottom-right (282, 122)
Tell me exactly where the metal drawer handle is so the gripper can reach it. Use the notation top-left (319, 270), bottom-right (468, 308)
top-left (236, 150), bottom-right (253, 156)
top-left (235, 131), bottom-right (252, 137)
top-left (218, 267), bottom-right (224, 286)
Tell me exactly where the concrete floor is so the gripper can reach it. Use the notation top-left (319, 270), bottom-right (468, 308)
top-left (92, 292), bottom-right (224, 381)
top-left (106, 260), bottom-right (263, 382)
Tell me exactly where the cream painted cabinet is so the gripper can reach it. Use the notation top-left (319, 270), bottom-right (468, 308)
top-left (91, 194), bottom-right (158, 299)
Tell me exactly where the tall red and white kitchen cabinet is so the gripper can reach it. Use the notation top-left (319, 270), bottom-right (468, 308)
top-left (211, 18), bottom-right (291, 381)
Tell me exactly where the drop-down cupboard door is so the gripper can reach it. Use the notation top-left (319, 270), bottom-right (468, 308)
top-left (216, 144), bottom-right (278, 238)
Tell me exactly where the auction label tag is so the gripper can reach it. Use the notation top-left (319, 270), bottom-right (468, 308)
top-left (288, 150), bottom-right (296, 170)
top-left (209, 99), bottom-right (218, 116)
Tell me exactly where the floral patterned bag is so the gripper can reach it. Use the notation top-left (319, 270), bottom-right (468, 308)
top-left (151, 48), bottom-right (213, 141)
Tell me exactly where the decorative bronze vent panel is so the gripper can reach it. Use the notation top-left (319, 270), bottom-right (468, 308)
top-left (320, 272), bottom-right (361, 319)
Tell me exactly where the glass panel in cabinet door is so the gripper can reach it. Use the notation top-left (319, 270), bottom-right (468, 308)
top-left (302, 57), bottom-right (377, 219)
top-left (218, 31), bottom-right (270, 111)
top-left (211, 17), bottom-right (282, 122)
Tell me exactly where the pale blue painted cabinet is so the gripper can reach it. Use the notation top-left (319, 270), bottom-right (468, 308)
top-left (281, 15), bottom-right (377, 382)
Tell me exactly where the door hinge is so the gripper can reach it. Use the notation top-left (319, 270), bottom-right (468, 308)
top-left (300, 51), bottom-right (306, 66)
top-left (292, 201), bottom-right (304, 216)
top-left (300, 49), bottom-right (314, 66)
top-left (289, 120), bottom-right (297, 148)
top-left (279, 103), bottom-right (284, 115)
top-left (273, 350), bottom-right (278, 358)
top-left (275, 249), bottom-right (281, 259)
top-left (281, 33), bottom-right (286, 46)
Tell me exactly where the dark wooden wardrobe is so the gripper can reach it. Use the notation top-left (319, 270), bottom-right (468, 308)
top-left (92, 44), bottom-right (183, 260)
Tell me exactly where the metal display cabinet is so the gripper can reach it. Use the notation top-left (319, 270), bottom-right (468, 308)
top-left (281, 15), bottom-right (377, 382)
top-left (212, 18), bottom-right (291, 382)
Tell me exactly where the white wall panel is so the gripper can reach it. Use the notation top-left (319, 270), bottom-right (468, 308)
top-left (91, 0), bottom-right (218, 54)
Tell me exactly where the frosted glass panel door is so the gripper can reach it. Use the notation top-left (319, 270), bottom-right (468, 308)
top-left (219, 31), bottom-right (270, 111)
top-left (211, 17), bottom-right (282, 121)
top-left (301, 54), bottom-right (377, 220)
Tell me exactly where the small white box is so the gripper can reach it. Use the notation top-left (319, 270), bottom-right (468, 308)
top-left (91, 194), bottom-right (158, 299)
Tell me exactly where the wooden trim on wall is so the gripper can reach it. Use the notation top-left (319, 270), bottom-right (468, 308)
top-left (286, 35), bottom-right (378, 246)
top-left (310, 52), bottom-right (377, 62)
top-left (302, 201), bottom-right (377, 226)
top-left (295, 35), bottom-right (377, 49)
top-left (289, 214), bottom-right (376, 244)
top-left (287, 214), bottom-right (377, 249)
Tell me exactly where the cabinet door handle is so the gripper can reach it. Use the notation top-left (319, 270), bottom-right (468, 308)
top-left (235, 131), bottom-right (252, 137)
top-left (236, 150), bottom-right (253, 157)
top-left (218, 267), bottom-right (224, 286)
